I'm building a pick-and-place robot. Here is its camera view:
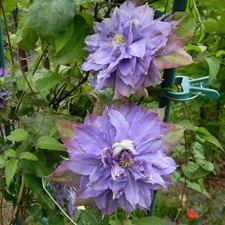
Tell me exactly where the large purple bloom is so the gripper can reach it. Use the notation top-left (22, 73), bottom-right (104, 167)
top-left (49, 103), bottom-right (183, 215)
top-left (80, 0), bottom-right (193, 99)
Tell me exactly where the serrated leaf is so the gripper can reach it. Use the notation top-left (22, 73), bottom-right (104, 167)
top-left (37, 136), bottom-right (65, 151)
top-left (205, 57), bottom-right (220, 83)
top-left (133, 216), bottom-right (165, 225)
top-left (35, 74), bottom-right (65, 92)
top-left (5, 149), bottom-right (16, 158)
top-left (28, 0), bottom-right (76, 40)
top-left (7, 129), bottom-right (28, 142)
top-left (5, 158), bottom-right (19, 187)
top-left (49, 14), bottom-right (93, 64)
top-left (19, 152), bottom-right (39, 161)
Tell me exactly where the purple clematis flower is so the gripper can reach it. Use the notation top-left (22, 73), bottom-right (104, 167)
top-left (0, 68), bottom-right (11, 109)
top-left (80, 0), bottom-right (193, 99)
top-left (49, 103), bottom-right (184, 215)
top-left (47, 180), bottom-right (77, 219)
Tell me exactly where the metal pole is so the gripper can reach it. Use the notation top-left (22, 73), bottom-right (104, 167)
top-left (148, 0), bottom-right (188, 216)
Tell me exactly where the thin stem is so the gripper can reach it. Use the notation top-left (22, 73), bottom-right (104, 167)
top-left (12, 175), bottom-right (25, 224)
top-left (0, 0), bottom-right (14, 65)
top-left (32, 43), bottom-right (49, 75)
top-left (12, 92), bottom-right (26, 130)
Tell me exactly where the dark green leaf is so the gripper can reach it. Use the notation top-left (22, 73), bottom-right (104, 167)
top-left (28, 204), bottom-right (44, 217)
top-left (28, 0), bottom-right (76, 40)
top-left (5, 158), bottom-right (19, 187)
top-left (75, 208), bottom-right (109, 225)
top-left (16, 11), bottom-right (39, 52)
top-left (49, 14), bottom-right (93, 64)
top-left (24, 174), bottom-right (55, 209)
top-left (20, 151), bottom-right (57, 177)
top-left (186, 181), bottom-right (210, 198)
top-left (36, 136), bottom-right (65, 151)
top-left (133, 216), bottom-right (165, 225)
top-left (35, 74), bottom-right (65, 92)
top-left (48, 214), bottom-right (64, 225)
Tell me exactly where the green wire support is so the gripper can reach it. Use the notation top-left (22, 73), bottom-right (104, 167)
top-left (148, 0), bottom-right (188, 217)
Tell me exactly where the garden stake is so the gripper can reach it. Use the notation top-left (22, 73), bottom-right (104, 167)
top-left (148, 0), bottom-right (188, 217)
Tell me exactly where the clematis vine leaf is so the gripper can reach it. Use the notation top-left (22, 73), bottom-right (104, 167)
top-left (55, 120), bottom-right (77, 143)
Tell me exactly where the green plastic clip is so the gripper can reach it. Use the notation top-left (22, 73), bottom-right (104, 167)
top-left (165, 76), bottom-right (220, 102)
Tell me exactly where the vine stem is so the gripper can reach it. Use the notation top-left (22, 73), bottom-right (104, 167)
top-left (12, 175), bottom-right (25, 224)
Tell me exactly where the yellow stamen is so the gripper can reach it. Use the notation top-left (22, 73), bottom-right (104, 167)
top-left (113, 34), bottom-right (127, 44)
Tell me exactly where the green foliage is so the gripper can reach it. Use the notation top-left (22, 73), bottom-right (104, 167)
top-left (28, 0), bottom-right (76, 40)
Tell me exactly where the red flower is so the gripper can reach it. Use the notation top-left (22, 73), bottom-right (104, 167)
top-left (187, 208), bottom-right (198, 219)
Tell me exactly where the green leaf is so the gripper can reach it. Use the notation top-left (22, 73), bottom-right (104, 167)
top-left (48, 214), bottom-right (64, 225)
top-left (35, 73), bottom-right (65, 92)
top-left (7, 129), bottom-right (28, 142)
top-left (216, 50), bottom-right (225, 58)
top-left (75, 208), bottom-right (109, 225)
top-left (37, 136), bottom-right (65, 151)
top-left (197, 127), bottom-right (211, 136)
top-left (186, 181), bottom-right (210, 198)
top-left (179, 119), bottom-right (198, 131)
top-left (202, 135), bottom-right (224, 151)
top-left (24, 174), bottom-right (55, 209)
top-left (5, 149), bottom-right (16, 158)
top-left (2, 0), bottom-right (18, 13)
top-left (205, 57), bottom-right (220, 83)
top-left (28, 204), bottom-right (44, 217)
top-left (185, 44), bottom-right (207, 53)
top-left (181, 161), bottom-right (199, 179)
top-left (19, 152), bottom-right (39, 161)
top-left (72, 0), bottom-right (103, 4)
top-left (196, 159), bottom-right (214, 172)
top-left (5, 158), bottom-right (19, 187)
top-left (173, 11), bottom-right (196, 39)
top-left (16, 11), bottom-right (39, 52)
top-left (28, 0), bottom-right (76, 40)
top-left (20, 151), bottom-right (57, 177)
top-left (49, 14), bottom-right (93, 64)
top-left (133, 216), bottom-right (165, 225)
top-left (55, 120), bottom-right (76, 143)
top-left (54, 24), bottom-right (74, 52)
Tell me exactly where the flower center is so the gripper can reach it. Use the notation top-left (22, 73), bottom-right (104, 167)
top-left (112, 140), bottom-right (136, 168)
top-left (113, 34), bottom-right (127, 44)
